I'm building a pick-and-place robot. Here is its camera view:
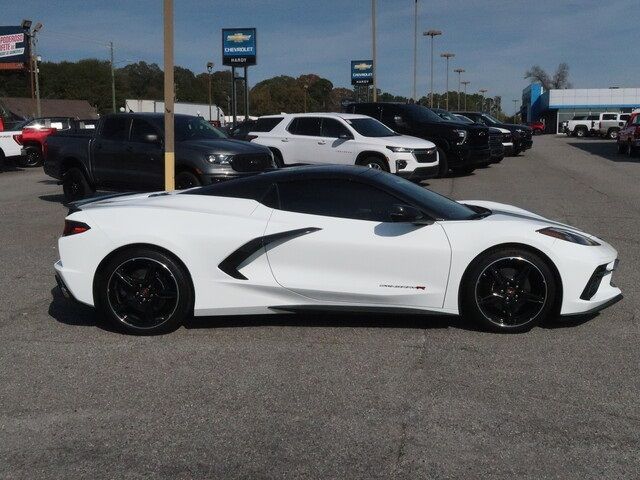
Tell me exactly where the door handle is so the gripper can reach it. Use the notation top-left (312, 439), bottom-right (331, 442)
top-left (281, 138), bottom-right (289, 142)
top-left (317, 140), bottom-right (326, 145)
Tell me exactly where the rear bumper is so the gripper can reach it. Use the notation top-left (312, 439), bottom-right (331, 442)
top-left (55, 270), bottom-right (79, 304)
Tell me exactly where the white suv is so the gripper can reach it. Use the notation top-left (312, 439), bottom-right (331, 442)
top-left (248, 113), bottom-right (439, 181)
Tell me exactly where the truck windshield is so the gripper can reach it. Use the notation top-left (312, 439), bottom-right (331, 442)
top-left (481, 114), bottom-right (502, 125)
top-left (175, 117), bottom-right (227, 141)
top-left (347, 118), bottom-right (398, 137)
top-left (402, 105), bottom-right (442, 123)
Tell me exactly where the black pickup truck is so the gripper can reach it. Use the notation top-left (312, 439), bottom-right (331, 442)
top-left (344, 103), bottom-right (491, 176)
top-left (452, 111), bottom-right (533, 155)
top-left (44, 113), bottom-right (275, 202)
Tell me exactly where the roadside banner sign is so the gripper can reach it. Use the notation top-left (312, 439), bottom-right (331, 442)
top-left (351, 60), bottom-right (373, 85)
top-left (222, 28), bottom-right (257, 66)
top-left (0, 26), bottom-right (29, 70)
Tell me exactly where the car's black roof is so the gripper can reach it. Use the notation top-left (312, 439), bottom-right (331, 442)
top-left (102, 112), bottom-right (200, 120)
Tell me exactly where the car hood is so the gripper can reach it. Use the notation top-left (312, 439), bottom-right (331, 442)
top-left (180, 138), bottom-right (270, 154)
top-left (383, 134), bottom-right (436, 149)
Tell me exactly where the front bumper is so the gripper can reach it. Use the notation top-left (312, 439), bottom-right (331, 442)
top-left (397, 164), bottom-right (439, 180)
top-left (518, 138), bottom-right (533, 151)
top-left (449, 145), bottom-right (491, 167)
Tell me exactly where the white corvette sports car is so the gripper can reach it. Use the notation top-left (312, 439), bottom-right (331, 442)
top-left (54, 165), bottom-right (622, 334)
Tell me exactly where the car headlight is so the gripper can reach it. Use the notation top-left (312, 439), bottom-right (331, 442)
top-left (207, 154), bottom-right (232, 165)
top-left (537, 227), bottom-right (600, 246)
top-left (453, 129), bottom-right (467, 145)
top-left (386, 146), bottom-right (414, 153)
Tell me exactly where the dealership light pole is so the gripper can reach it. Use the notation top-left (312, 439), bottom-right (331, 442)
top-left (412, 0), bottom-right (418, 101)
top-left (163, 0), bottom-right (175, 191)
top-left (440, 52), bottom-right (454, 110)
top-left (207, 61), bottom-right (214, 121)
top-left (461, 80), bottom-right (470, 111)
top-left (513, 99), bottom-right (519, 122)
top-left (371, 0), bottom-right (377, 102)
top-left (423, 29), bottom-right (441, 107)
top-left (454, 68), bottom-right (464, 110)
top-left (479, 88), bottom-right (487, 112)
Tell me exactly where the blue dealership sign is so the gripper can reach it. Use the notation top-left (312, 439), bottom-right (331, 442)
top-left (222, 28), bottom-right (257, 66)
top-left (351, 60), bottom-right (373, 86)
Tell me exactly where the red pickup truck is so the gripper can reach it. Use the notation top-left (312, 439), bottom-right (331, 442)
top-left (13, 117), bottom-right (97, 167)
top-left (616, 112), bottom-right (640, 157)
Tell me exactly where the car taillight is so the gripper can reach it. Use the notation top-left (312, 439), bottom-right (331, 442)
top-left (246, 134), bottom-right (258, 141)
top-left (13, 134), bottom-right (23, 145)
top-left (62, 220), bottom-right (91, 236)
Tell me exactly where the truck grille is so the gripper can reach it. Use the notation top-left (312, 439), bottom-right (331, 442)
top-left (413, 148), bottom-right (437, 163)
top-left (489, 133), bottom-right (502, 147)
top-left (469, 129), bottom-right (490, 147)
top-left (231, 153), bottom-right (274, 173)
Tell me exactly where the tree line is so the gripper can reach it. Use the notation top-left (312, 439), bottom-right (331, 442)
top-left (0, 58), bottom-right (504, 118)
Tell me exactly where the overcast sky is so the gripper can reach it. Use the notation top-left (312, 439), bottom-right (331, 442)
top-left (5, 0), bottom-right (637, 112)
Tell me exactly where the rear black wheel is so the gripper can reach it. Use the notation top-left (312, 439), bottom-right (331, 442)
top-left (94, 247), bottom-right (193, 335)
top-left (18, 146), bottom-right (43, 168)
top-left (607, 128), bottom-right (619, 140)
top-left (576, 127), bottom-right (587, 138)
top-left (62, 167), bottom-right (93, 203)
top-left (460, 248), bottom-right (557, 333)
top-left (175, 171), bottom-right (201, 190)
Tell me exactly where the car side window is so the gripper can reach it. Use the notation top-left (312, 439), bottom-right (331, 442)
top-left (602, 114), bottom-right (616, 121)
top-left (620, 114), bottom-right (630, 121)
top-left (130, 119), bottom-right (159, 143)
top-left (276, 179), bottom-right (404, 222)
top-left (321, 118), bottom-right (351, 138)
top-left (101, 117), bottom-right (130, 141)
top-left (288, 117), bottom-right (322, 136)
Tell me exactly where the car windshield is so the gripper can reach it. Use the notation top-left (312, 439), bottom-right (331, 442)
top-left (403, 105), bottom-right (443, 123)
top-left (454, 114), bottom-right (474, 124)
top-left (434, 110), bottom-right (460, 122)
top-left (481, 114), bottom-right (501, 125)
top-left (174, 117), bottom-right (227, 141)
top-left (374, 172), bottom-right (479, 220)
top-left (346, 117), bottom-right (398, 137)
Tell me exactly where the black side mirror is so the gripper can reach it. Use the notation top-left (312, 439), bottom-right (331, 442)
top-left (389, 204), bottom-right (430, 224)
top-left (393, 115), bottom-right (404, 125)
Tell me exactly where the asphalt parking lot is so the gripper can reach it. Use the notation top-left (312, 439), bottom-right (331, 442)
top-left (1, 135), bottom-right (639, 479)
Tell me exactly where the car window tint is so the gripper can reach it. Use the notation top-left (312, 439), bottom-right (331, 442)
top-left (620, 114), bottom-right (630, 121)
top-left (289, 117), bottom-right (322, 136)
top-left (130, 119), bottom-right (158, 143)
top-left (254, 117), bottom-right (283, 132)
top-left (321, 118), bottom-right (350, 138)
top-left (602, 114), bottom-right (616, 120)
top-left (188, 176), bottom-right (273, 203)
top-left (277, 179), bottom-right (403, 222)
top-left (101, 117), bottom-right (130, 140)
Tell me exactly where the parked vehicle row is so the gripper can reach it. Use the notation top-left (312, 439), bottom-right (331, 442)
top-left (562, 112), bottom-right (630, 139)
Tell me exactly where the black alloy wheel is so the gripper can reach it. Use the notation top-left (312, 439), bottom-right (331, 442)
top-left (461, 249), bottom-right (557, 333)
top-left (62, 167), bottom-right (93, 203)
top-left (23, 146), bottom-right (43, 167)
top-left (175, 171), bottom-right (202, 190)
top-left (95, 247), bottom-right (193, 334)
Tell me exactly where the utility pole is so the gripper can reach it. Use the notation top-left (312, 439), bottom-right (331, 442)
top-left (423, 30), bottom-right (441, 107)
top-left (31, 22), bottom-right (43, 117)
top-left (454, 68), bottom-right (465, 110)
top-left (440, 52), bottom-right (455, 110)
top-left (479, 89), bottom-right (487, 112)
top-left (109, 42), bottom-right (116, 113)
top-left (371, 0), bottom-right (377, 102)
top-left (412, 0), bottom-right (418, 101)
top-left (207, 61), bottom-right (214, 121)
top-left (461, 81), bottom-right (470, 111)
top-left (163, 0), bottom-right (175, 191)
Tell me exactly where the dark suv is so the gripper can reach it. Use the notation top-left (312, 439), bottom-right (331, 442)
top-left (452, 111), bottom-right (533, 155)
top-left (344, 103), bottom-right (491, 176)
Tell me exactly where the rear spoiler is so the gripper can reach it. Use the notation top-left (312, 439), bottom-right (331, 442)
top-left (67, 192), bottom-right (140, 214)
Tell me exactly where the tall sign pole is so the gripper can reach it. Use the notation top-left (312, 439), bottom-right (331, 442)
top-left (454, 68), bottom-right (465, 110)
top-left (423, 30), bottom-right (442, 107)
top-left (222, 28), bottom-right (257, 126)
top-left (371, 0), bottom-right (377, 102)
top-left (440, 52), bottom-right (455, 110)
top-left (412, 0), bottom-right (418, 101)
top-left (163, 0), bottom-right (175, 191)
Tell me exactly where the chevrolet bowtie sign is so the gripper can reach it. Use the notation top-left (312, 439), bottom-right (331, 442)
top-left (222, 28), bottom-right (257, 66)
top-left (351, 60), bottom-right (374, 86)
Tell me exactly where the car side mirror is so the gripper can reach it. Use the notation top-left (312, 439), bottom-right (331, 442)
top-left (144, 133), bottom-right (161, 144)
top-left (393, 115), bottom-right (404, 125)
top-left (389, 204), bottom-right (430, 224)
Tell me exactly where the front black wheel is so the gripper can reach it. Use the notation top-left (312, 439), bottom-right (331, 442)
top-left (435, 148), bottom-right (449, 178)
top-left (175, 171), bottom-right (202, 190)
top-left (617, 141), bottom-right (626, 154)
top-left (94, 247), bottom-right (193, 335)
top-left (460, 248), bottom-right (557, 333)
top-left (62, 167), bottom-right (93, 203)
top-left (19, 146), bottom-right (43, 167)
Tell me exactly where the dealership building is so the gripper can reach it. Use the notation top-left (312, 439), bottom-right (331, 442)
top-left (521, 83), bottom-right (640, 133)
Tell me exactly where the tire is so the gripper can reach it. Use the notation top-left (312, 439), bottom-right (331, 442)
top-left (607, 128), bottom-right (619, 140)
top-left (492, 155), bottom-right (504, 164)
top-left (460, 248), bottom-right (557, 333)
top-left (628, 142), bottom-right (637, 158)
top-left (62, 167), bottom-right (93, 203)
top-left (17, 146), bottom-right (43, 168)
top-left (94, 247), bottom-right (193, 335)
top-left (357, 156), bottom-right (388, 172)
top-left (175, 170), bottom-right (202, 190)
top-left (533, 129), bottom-right (542, 136)
top-left (575, 127), bottom-right (587, 138)
top-left (0, 149), bottom-right (5, 169)
top-left (435, 147), bottom-right (449, 178)
top-left (451, 165), bottom-right (475, 175)
top-left (617, 141), bottom-right (627, 154)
